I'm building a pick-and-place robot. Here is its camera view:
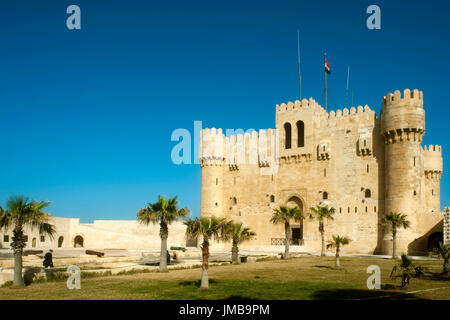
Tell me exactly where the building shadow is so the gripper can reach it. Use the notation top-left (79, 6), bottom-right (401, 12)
top-left (178, 279), bottom-right (218, 288)
top-left (310, 288), bottom-right (427, 300)
top-left (408, 220), bottom-right (443, 255)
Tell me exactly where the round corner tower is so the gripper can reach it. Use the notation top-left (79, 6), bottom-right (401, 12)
top-left (380, 89), bottom-right (425, 255)
top-left (199, 128), bottom-right (225, 219)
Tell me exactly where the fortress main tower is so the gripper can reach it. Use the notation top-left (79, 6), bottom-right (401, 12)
top-left (199, 89), bottom-right (445, 255)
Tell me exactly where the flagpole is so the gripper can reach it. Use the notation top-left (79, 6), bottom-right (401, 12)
top-left (352, 88), bottom-right (354, 107)
top-left (324, 53), bottom-right (327, 111)
top-left (297, 30), bottom-right (302, 100)
top-left (345, 66), bottom-right (350, 108)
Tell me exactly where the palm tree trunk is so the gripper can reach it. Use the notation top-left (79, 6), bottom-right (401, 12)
top-left (200, 238), bottom-right (210, 289)
top-left (231, 240), bottom-right (239, 264)
top-left (12, 227), bottom-right (25, 286)
top-left (159, 222), bottom-right (168, 271)
top-left (284, 222), bottom-right (290, 259)
top-left (335, 245), bottom-right (340, 268)
top-left (401, 274), bottom-right (409, 288)
top-left (392, 229), bottom-right (397, 259)
top-left (444, 258), bottom-right (449, 275)
top-left (13, 250), bottom-right (24, 286)
top-left (320, 222), bottom-right (325, 256)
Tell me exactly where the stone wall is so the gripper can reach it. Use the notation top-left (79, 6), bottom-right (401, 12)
top-left (0, 218), bottom-right (188, 250)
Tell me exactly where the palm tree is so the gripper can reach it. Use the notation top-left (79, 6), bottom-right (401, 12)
top-left (270, 206), bottom-right (304, 259)
top-left (390, 253), bottom-right (416, 288)
top-left (137, 195), bottom-right (189, 272)
top-left (224, 222), bottom-right (256, 264)
top-left (327, 235), bottom-right (350, 268)
top-left (383, 212), bottom-right (410, 258)
top-left (309, 204), bottom-right (335, 256)
top-left (0, 195), bottom-right (56, 286)
top-left (184, 216), bottom-right (231, 289)
top-left (435, 242), bottom-right (450, 275)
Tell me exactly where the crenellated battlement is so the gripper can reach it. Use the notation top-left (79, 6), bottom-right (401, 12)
top-left (423, 144), bottom-right (443, 176)
top-left (423, 144), bottom-right (442, 153)
top-left (199, 128), bottom-right (225, 166)
top-left (382, 89), bottom-right (423, 108)
top-left (276, 98), bottom-right (325, 113)
top-left (328, 105), bottom-right (371, 118)
top-left (381, 89), bottom-right (425, 142)
top-left (199, 128), bottom-right (277, 167)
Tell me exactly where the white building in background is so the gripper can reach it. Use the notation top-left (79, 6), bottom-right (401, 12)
top-left (0, 217), bottom-right (191, 250)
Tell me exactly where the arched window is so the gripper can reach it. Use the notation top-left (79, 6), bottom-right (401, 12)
top-left (74, 235), bottom-right (84, 248)
top-left (284, 123), bottom-right (292, 149)
top-left (365, 189), bottom-right (371, 198)
top-left (296, 121), bottom-right (304, 147)
top-left (270, 195), bottom-right (275, 203)
top-left (58, 236), bottom-right (64, 248)
top-left (323, 192), bottom-right (328, 200)
top-left (232, 197), bottom-right (237, 206)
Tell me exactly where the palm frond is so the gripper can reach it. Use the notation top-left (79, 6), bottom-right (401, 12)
top-left (271, 205), bottom-right (304, 225)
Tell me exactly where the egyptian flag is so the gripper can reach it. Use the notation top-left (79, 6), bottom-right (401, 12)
top-left (325, 58), bottom-right (331, 74)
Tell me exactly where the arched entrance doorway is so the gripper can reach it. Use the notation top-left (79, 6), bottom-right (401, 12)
top-left (58, 236), bottom-right (64, 248)
top-left (286, 196), bottom-right (304, 245)
top-left (32, 238), bottom-right (37, 248)
top-left (74, 235), bottom-right (84, 248)
top-left (428, 232), bottom-right (443, 252)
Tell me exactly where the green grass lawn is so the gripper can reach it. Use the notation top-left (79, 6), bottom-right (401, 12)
top-left (0, 256), bottom-right (449, 300)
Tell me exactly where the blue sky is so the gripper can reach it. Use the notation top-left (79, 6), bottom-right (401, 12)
top-left (0, 0), bottom-right (449, 222)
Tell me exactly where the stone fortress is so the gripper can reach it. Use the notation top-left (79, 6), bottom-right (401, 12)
top-left (0, 90), bottom-right (447, 257)
top-left (199, 89), bottom-right (447, 255)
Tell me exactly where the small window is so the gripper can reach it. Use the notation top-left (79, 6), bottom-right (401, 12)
top-left (232, 197), bottom-right (237, 206)
top-left (284, 123), bottom-right (292, 149)
top-left (270, 195), bottom-right (275, 203)
top-left (40, 236), bottom-right (45, 242)
top-left (355, 207), bottom-right (358, 213)
top-left (432, 189), bottom-right (434, 196)
top-left (323, 192), bottom-right (328, 200)
top-left (339, 208), bottom-right (342, 213)
top-left (3, 235), bottom-right (9, 242)
top-left (215, 202), bottom-right (218, 206)
top-left (367, 164), bottom-right (369, 174)
top-left (364, 140), bottom-right (367, 147)
top-left (414, 190), bottom-right (417, 196)
top-left (414, 157), bottom-right (416, 167)
top-left (24, 235), bottom-right (28, 242)
top-left (365, 206), bottom-right (368, 213)
top-left (348, 207), bottom-right (350, 213)
top-left (296, 121), bottom-right (305, 147)
top-left (365, 189), bottom-right (371, 198)
top-left (374, 206), bottom-right (377, 213)
top-left (324, 168), bottom-right (327, 177)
